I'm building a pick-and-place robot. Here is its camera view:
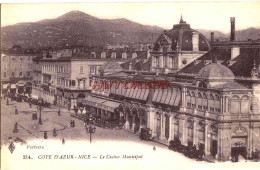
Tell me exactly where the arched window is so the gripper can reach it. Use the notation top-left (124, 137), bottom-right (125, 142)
top-left (132, 52), bottom-right (137, 59)
top-left (111, 52), bottom-right (116, 59)
top-left (197, 92), bottom-right (203, 109)
top-left (156, 57), bottom-right (159, 67)
top-left (209, 94), bottom-right (215, 111)
top-left (91, 52), bottom-right (96, 58)
top-left (186, 91), bottom-right (191, 107)
top-left (202, 93), bottom-right (208, 110)
top-left (231, 96), bottom-right (240, 114)
top-left (163, 55), bottom-right (167, 67)
top-left (122, 52), bottom-right (127, 59)
top-left (215, 95), bottom-right (221, 112)
top-left (168, 56), bottom-right (173, 69)
top-left (191, 91), bottom-right (196, 108)
top-left (101, 52), bottom-right (106, 59)
top-left (71, 80), bottom-right (76, 87)
top-left (198, 81), bottom-right (207, 88)
top-left (241, 96), bottom-right (250, 114)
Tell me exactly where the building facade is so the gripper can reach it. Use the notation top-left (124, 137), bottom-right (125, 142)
top-left (1, 45), bottom-right (39, 96)
top-left (32, 47), bottom-right (146, 109)
top-left (82, 17), bottom-right (260, 161)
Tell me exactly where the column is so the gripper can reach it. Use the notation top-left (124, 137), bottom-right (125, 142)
top-left (139, 115), bottom-right (142, 133)
top-left (181, 115), bottom-right (187, 146)
top-left (132, 114), bottom-right (136, 131)
top-left (180, 87), bottom-right (187, 112)
top-left (193, 118), bottom-right (199, 149)
top-left (160, 113), bottom-right (166, 141)
top-left (171, 115), bottom-right (176, 140)
top-left (168, 114), bottom-right (172, 141)
top-left (147, 105), bottom-right (156, 137)
top-left (205, 120), bottom-right (210, 155)
top-left (125, 110), bottom-right (130, 130)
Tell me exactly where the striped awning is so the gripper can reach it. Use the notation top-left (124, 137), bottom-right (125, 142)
top-left (152, 88), bottom-right (181, 107)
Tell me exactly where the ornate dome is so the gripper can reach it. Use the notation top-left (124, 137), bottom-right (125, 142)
top-left (153, 16), bottom-right (210, 52)
top-left (196, 62), bottom-right (235, 80)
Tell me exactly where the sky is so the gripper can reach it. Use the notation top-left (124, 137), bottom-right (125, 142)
top-left (1, 1), bottom-right (260, 33)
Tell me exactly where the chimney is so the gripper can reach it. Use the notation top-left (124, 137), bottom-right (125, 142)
top-left (210, 32), bottom-right (214, 42)
top-left (230, 17), bottom-right (235, 41)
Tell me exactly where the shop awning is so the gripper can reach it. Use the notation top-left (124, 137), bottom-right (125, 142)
top-left (83, 95), bottom-right (107, 107)
top-left (101, 100), bottom-right (121, 112)
top-left (83, 95), bottom-right (121, 112)
top-left (152, 87), bottom-right (181, 107)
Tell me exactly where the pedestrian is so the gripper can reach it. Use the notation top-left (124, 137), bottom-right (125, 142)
top-left (62, 138), bottom-right (65, 145)
top-left (44, 131), bottom-right (48, 139)
top-left (15, 108), bottom-right (18, 115)
top-left (6, 99), bottom-right (9, 105)
top-left (72, 120), bottom-right (75, 127)
top-left (84, 121), bottom-right (86, 127)
top-left (58, 109), bottom-right (61, 116)
top-left (13, 122), bottom-right (18, 133)
top-left (29, 102), bottom-right (32, 108)
top-left (53, 128), bottom-right (57, 137)
top-left (153, 146), bottom-right (156, 151)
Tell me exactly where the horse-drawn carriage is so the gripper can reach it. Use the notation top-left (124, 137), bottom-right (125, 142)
top-left (140, 128), bottom-right (152, 141)
top-left (168, 138), bottom-right (205, 160)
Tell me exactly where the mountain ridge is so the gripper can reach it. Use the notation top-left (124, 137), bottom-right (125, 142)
top-left (2, 10), bottom-right (260, 49)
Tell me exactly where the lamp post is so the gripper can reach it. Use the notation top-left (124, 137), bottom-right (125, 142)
top-left (86, 124), bottom-right (96, 144)
top-left (38, 98), bottom-right (44, 125)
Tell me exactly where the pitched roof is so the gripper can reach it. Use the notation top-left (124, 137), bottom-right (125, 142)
top-left (179, 47), bottom-right (260, 78)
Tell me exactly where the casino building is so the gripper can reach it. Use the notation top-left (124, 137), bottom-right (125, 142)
top-left (82, 17), bottom-right (260, 161)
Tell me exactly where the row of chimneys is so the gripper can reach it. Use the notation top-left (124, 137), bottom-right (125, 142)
top-left (210, 17), bottom-right (236, 42)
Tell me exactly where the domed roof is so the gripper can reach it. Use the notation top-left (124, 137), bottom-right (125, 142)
top-left (153, 17), bottom-right (210, 51)
top-left (196, 62), bottom-right (235, 80)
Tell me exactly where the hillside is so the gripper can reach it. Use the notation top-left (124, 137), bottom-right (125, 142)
top-left (1, 10), bottom-right (260, 49)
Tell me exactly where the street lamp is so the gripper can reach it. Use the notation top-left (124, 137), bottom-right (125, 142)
top-left (86, 124), bottom-right (96, 144)
top-left (38, 98), bottom-right (44, 125)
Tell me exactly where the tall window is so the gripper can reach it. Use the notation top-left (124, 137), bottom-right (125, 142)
top-left (197, 92), bottom-right (203, 109)
top-left (3, 72), bottom-right (6, 78)
top-left (209, 94), bottom-right (215, 111)
top-left (186, 91), bottom-right (191, 107)
top-left (191, 92), bottom-right (196, 108)
top-left (241, 96), bottom-right (250, 114)
top-left (202, 93), bottom-right (208, 110)
top-left (168, 57), bottom-right (173, 69)
top-left (215, 95), bottom-right (221, 112)
top-left (156, 57), bottom-right (159, 67)
top-left (20, 72), bottom-right (23, 77)
top-left (231, 96), bottom-right (240, 114)
top-left (163, 55), bottom-right (167, 67)
top-left (80, 66), bottom-right (83, 74)
top-left (12, 72), bottom-right (15, 77)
